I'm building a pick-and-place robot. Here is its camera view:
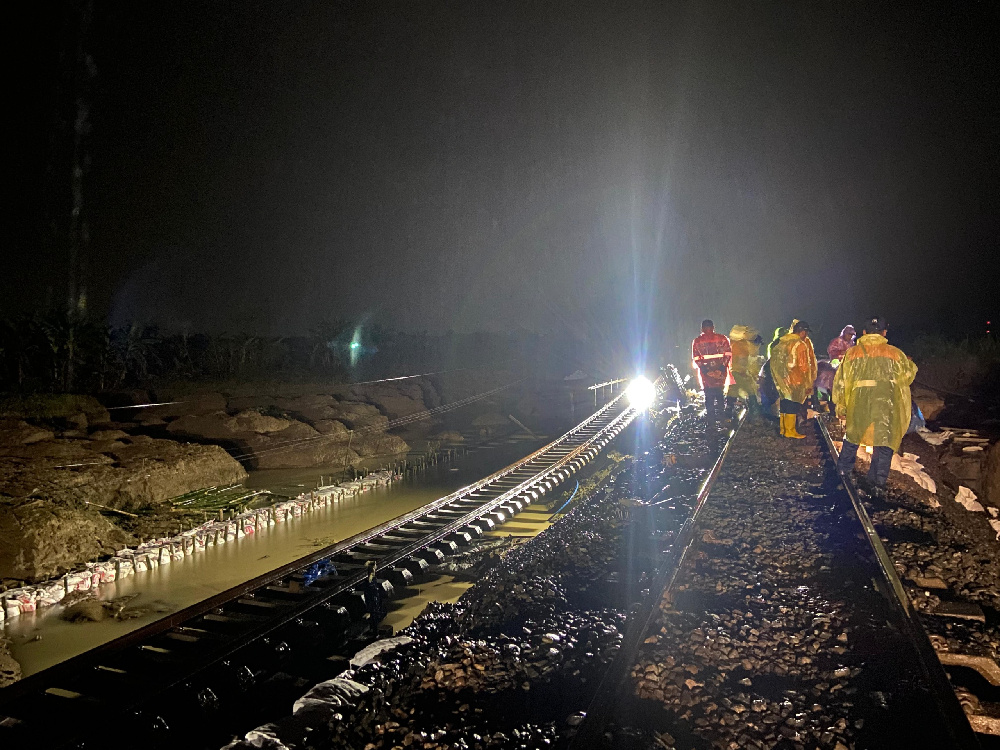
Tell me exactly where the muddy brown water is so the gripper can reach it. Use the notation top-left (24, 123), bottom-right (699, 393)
top-left (5, 436), bottom-right (548, 677)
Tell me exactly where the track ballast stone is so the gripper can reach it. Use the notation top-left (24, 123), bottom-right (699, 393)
top-left (221, 410), bottom-right (718, 750)
top-left (623, 418), bottom-right (960, 750)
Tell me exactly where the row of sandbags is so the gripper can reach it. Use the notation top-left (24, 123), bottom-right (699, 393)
top-left (0, 470), bottom-right (396, 624)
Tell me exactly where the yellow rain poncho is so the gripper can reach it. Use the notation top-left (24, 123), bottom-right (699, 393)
top-left (729, 325), bottom-right (762, 400)
top-left (769, 332), bottom-right (817, 404)
top-left (832, 333), bottom-right (917, 452)
top-left (766, 326), bottom-right (786, 360)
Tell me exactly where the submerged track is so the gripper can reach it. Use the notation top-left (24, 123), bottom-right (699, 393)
top-left (0, 394), bottom-right (637, 748)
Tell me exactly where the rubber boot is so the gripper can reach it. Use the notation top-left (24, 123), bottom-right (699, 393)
top-left (782, 413), bottom-right (805, 439)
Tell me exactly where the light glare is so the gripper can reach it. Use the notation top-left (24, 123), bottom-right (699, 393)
top-left (626, 376), bottom-right (657, 411)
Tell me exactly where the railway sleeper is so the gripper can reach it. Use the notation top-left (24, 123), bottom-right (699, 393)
top-left (482, 510), bottom-right (507, 526)
top-left (376, 532), bottom-right (426, 546)
top-left (201, 611), bottom-right (270, 629)
top-left (378, 527), bottom-right (430, 541)
top-left (0, 397), bottom-right (636, 748)
top-left (353, 542), bottom-right (405, 556)
top-left (429, 507), bottom-right (467, 517)
top-left (472, 516), bottom-right (496, 531)
top-left (400, 556), bottom-right (430, 578)
top-left (430, 539), bottom-right (460, 555)
top-left (411, 546), bottom-right (446, 565)
top-left (386, 566), bottom-right (415, 590)
top-left (404, 519), bottom-right (446, 531)
top-left (444, 530), bottom-right (473, 546)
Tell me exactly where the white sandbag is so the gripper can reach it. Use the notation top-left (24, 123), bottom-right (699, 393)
top-left (349, 635), bottom-right (414, 668)
top-left (244, 723), bottom-right (292, 750)
top-left (2, 598), bottom-right (17, 619)
top-left (917, 428), bottom-right (952, 446)
top-left (292, 677), bottom-right (369, 717)
top-left (92, 561), bottom-right (116, 583)
top-left (6, 588), bottom-right (37, 614)
top-left (890, 452), bottom-right (937, 494)
top-left (955, 486), bottom-right (984, 513)
top-left (36, 582), bottom-right (66, 607)
top-left (65, 571), bottom-right (92, 591)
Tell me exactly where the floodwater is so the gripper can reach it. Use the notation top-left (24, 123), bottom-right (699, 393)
top-left (6, 435), bottom-right (548, 677)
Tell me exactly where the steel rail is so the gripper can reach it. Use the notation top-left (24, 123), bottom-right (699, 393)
top-left (134, 401), bottom-right (638, 712)
top-left (570, 409), bottom-right (747, 748)
top-left (0, 395), bottom-right (635, 745)
top-left (0, 395), bottom-right (628, 704)
top-left (817, 418), bottom-right (980, 749)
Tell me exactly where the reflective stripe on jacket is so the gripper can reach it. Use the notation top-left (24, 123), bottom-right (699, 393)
top-left (832, 334), bottom-right (917, 452)
top-left (692, 332), bottom-right (732, 389)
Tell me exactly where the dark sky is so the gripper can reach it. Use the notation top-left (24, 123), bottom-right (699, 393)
top-left (12, 1), bottom-right (1000, 353)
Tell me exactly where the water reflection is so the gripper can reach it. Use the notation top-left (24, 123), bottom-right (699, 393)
top-left (7, 437), bottom-right (544, 677)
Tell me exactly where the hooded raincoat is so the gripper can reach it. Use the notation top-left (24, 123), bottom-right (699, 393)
top-left (832, 333), bottom-right (917, 452)
top-left (729, 325), bottom-right (762, 400)
top-left (766, 326), bottom-right (787, 360)
top-left (827, 326), bottom-right (856, 365)
top-left (769, 332), bottom-right (818, 404)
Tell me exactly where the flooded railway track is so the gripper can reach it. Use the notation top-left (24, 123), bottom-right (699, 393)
top-left (0, 393), bottom-right (637, 749)
top-left (572, 415), bottom-right (981, 749)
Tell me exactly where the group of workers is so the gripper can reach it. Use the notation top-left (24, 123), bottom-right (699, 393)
top-left (691, 316), bottom-right (917, 490)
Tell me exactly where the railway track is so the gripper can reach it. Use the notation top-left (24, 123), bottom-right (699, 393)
top-left (570, 413), bottom-right (981, 749)
top-left (0, 392), bottom-right (638, 749)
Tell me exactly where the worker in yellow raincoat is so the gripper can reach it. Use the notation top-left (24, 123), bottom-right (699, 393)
top-left (769, 321), bottom-right (817, 439)
top-left (833, 317), bottom-right (917, 489)
top-left (728, 325), bottom-right (763, 410)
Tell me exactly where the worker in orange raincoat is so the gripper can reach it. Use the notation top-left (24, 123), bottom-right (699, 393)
top-left (833, 317), bottom-right (917, 489)
top-left (692, 319), bottom-right (732, 430)
top-left (769, 320), bottom-right (817, 439)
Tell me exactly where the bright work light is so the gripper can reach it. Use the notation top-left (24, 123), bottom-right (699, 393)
top-left (626, 376), bottom-right (657, 411)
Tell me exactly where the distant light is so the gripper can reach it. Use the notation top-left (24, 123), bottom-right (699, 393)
top-left (350, 341), bottom-right (361, 350)
top-left (626, 376), bottom-right (657, 411)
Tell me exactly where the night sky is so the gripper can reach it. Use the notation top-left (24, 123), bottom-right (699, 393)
top-left (12, 1), bottom-right (1000, 355)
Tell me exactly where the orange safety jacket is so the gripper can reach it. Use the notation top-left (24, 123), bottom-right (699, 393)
top-left (692, 331), bottom-right (732, 390)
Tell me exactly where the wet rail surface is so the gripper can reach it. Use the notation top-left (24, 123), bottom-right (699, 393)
top-left (0, 395), bottom-right (637, 748)
top-left (572, 415), bottom-right (980, 749)
top-left (183, 401), bottom-right (981, 750)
